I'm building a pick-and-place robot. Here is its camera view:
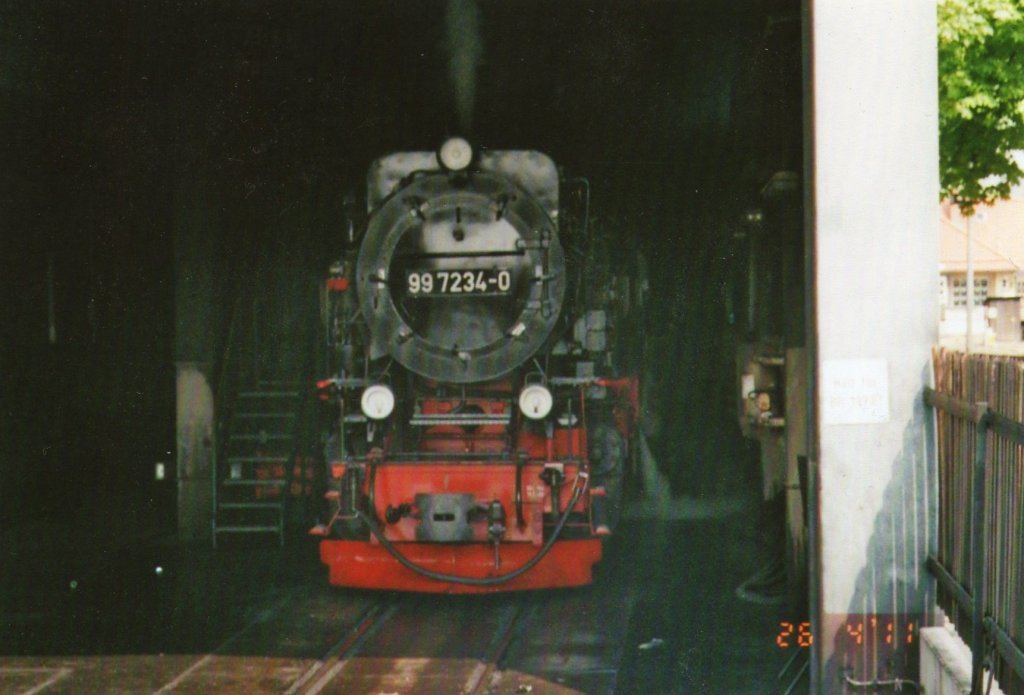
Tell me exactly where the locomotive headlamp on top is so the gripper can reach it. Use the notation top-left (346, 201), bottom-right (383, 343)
top-left (518, 383), bottom-right (554, 420)
top-left (438, 137), bottom-right (473, 171)
top-left (361, 384), bottom-right (396, 420)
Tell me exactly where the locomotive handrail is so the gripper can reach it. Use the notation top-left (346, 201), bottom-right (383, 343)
top-left (410, 413), bottom-right (511, 427)
top-left (383, 451), bottom-right (512, 461)
top-left (395, 250), bottom-right (526, 260)
top-left (317, 376), bottom-right (371, 390)
top-left (549, 376), bottom-right (599, 386)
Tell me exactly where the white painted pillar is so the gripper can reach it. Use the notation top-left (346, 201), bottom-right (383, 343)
top-left (176, 362), bottom-right (215, 540)
top-left (809, 1), bottom-right (938, 691)
top-left (173, 162), bottom-right (221, 541)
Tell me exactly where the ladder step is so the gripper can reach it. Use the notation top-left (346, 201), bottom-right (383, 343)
top-left (229, 433), bottom-right (292, 441)
top-left (210, 380), bottom-right (304, 549)
top-left (239, 391), bottom-right (299, 398)
top-left (222, 478), bottom-right (287, 486)
top-left (235, 412), bottom-right (296, 419)
top-left (227, 456), bottom-right (290, 464)
top-left (214, 525), bottom-right (282, 534)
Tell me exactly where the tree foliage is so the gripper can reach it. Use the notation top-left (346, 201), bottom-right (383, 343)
top-left (939, 0), bottom-right (1024, 213)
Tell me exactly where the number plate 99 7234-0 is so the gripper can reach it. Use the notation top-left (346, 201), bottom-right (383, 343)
top-left (406, 269), bottom-right (512, 296)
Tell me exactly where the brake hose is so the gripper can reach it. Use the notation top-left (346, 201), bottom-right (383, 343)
top-left (355, 471), bottom-right (589, 586)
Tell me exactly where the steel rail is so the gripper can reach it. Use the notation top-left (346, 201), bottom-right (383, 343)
top-left (150, 590), bottom-right (298, 695)
top-left (289, 602), bottom-right (398, 695)
top-left (464, 601), bottom-right (536, 695)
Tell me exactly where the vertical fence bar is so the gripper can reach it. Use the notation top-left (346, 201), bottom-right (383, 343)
top-left (970, 410), bottom-right (988, 695)
top-left (932, 351), bottom-right (1024, 693)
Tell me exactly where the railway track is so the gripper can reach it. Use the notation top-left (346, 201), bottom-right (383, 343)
top-left (284, 602), bottom-right (398, 694)
top-left (284, 594), bottom-right (543, 695)
top-left (0, 581), bottom-right (632, 694)
top-left (282, 590), bottom-right (629, 695)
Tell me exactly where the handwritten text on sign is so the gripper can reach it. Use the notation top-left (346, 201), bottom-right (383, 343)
top-left (822, 359), bottom-right (889, 425)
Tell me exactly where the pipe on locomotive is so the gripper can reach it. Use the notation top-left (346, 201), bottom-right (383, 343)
top-left (356, 469), bottom-right (589, 587)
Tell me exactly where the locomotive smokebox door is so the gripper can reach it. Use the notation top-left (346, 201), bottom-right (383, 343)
top-left (415, 493), bottom-right (475, 542)
top-left (357, 149), bottom-right (567, 383)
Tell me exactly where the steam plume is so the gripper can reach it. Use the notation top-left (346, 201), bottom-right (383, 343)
top-left (445, 0), bottom-right (481, 133)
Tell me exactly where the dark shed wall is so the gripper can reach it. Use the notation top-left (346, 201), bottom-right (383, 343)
top-left (1, 0), bottom-right (800, 539)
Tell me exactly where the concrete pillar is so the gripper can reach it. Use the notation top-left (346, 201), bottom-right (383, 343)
top-left (174, 164), bottom-right (222, 541)
top-left (175, 362), bottom-right (214, 540)
top-left (809, 1), bottom-right (938, 690)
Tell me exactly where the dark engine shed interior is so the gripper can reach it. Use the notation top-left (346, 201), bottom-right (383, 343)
top-left (2, 0), bottom-right (800, 526)
top-left (0, 0), bottom-right (804, 691)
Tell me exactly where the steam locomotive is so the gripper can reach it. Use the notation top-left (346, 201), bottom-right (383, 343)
top-left (314, 138), bottom-right (639, 592)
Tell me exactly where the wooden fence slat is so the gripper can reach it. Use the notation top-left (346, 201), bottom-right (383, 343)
top-left (929, 350), bottom-right (1024, 693)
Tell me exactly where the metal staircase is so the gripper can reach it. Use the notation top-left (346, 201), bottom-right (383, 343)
top-left (208, 260), bottom-right (323, 548)
top-left (212, 380), bottom-right (304, 547)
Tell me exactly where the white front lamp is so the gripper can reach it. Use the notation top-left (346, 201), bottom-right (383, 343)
top-left (518, 384), bottom-right (553, 420)
top-left (361, 384), bottom-right (395, 420)
top-left (438, 137), bottom-right (473, 171)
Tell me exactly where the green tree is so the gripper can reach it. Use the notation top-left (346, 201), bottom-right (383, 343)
top-left (939, 0), bottom-right (1024, 213)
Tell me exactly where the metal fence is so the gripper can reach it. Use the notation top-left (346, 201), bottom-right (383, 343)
top-left (927, 349), bottom-right (1024, 695)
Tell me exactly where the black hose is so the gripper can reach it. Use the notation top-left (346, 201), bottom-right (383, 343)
top-left (355, 474), bottom-right (588, 586)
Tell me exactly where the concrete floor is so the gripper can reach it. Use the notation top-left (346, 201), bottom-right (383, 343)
top-left (1, 445), bottom-right (805, 694)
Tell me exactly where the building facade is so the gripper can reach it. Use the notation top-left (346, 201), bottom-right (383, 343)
top-left (939, 200), bottom-right (1024, 341)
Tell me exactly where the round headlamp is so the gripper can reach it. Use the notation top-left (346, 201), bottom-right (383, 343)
top-left (361, 384), bottom-right (395, 420)
top-left (518, 384), bottom-right (553, 420)
top-left (438, 137), bottom-right (473, 171)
